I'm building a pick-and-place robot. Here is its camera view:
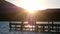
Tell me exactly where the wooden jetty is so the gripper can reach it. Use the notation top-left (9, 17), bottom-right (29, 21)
top-left (9, 21), bottom-right (60, 33)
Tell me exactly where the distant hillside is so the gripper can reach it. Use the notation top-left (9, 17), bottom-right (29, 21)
top-left (35, 8), bottom-right (60, 21)
top-left (0, 0), bottom-right (27, 21)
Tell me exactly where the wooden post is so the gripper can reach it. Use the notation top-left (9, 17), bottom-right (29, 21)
top-left (52, 20), bottom-right (54, 30)
top-left (58, 26), bottom-right (59, 32)
top-left (21, 21), bottom-right (24, 34)
top-left (42, 25), bottom-right (45, 32)
top-left (35, 24), bottom-right (38, 32)
top-left (48, 21), bottom-right (50, 32)
top-left (41, 25), bottom-right (43, 32)
top-left (9, 21), bottom-right (11, 32)
top-left (21, 21), bottom-right (23, 31)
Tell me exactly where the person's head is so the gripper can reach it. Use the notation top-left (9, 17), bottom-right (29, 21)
top-left (0, 0), bottom-right (5, 1)
top-left (0, 0), bottom-right (5, 2)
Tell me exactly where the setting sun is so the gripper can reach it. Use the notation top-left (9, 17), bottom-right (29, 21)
top-left (6, 0), bottom-right (47, 13)
top-left (16, 0), bottom-right (46, 13)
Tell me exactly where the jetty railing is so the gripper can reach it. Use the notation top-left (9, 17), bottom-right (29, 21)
top-left (9, 21), bottom-right (60, 33)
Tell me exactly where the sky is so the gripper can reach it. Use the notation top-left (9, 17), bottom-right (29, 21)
top-left (6, 0), bottom-right (60, 10)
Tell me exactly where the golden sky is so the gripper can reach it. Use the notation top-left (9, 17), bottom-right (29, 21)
top-left (6, 0), bottom-right (60, 11)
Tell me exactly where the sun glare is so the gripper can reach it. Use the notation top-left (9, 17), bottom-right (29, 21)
top-left (6, 0), bottom-right (47, 13)
top-left (16, 0), bottom-right (46, 13)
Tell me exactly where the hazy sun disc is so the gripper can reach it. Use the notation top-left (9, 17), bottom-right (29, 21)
top-left (18, 0), bottom-right (46, 13)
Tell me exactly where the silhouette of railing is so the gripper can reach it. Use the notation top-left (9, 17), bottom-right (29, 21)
top-left (9, 22), bottom-right (60, 33)
top-left (35, 24), bottom-right (60, 32)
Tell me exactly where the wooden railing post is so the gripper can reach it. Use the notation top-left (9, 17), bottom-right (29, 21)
top-left (21, 21), bottom-right (24, 32)
top-left (48, 21), bottom-right (50, 32)
top-left (9, 21), bottom-right (11, 32)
